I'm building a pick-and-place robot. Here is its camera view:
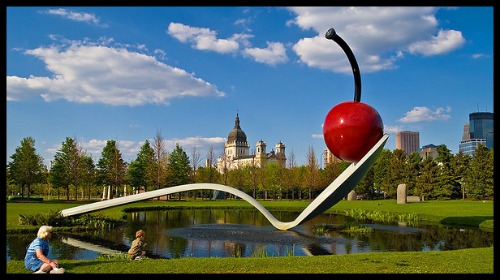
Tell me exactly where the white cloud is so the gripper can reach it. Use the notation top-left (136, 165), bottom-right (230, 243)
top-left (168, 22), bottom-right (285, 66)
top-left (167, 22), bottom-right (239, 54)
top-left (407, 29), bottom-right (465, 56)
top-left (7, 39), bottom-right (225, 106)
top-left (43, 8), bottom-right (107, 27)
top-left (383, 125), bottom-right (403, 134)
top-left (472, 53), bottom-right (488, 59)
top-left (398, 106), bottom-right (451, 123)
top-left (287, 7), bottom-right (465, 74)
top-left (242, 42), bottom-right (288, 65)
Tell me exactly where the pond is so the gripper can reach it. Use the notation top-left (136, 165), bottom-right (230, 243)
top-left (6, 209), bottom-right (493, 261)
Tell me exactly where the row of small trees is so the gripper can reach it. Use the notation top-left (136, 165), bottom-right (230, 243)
top-left (6, 133), bottom-right (494, 201)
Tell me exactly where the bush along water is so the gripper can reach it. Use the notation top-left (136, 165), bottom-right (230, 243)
top-left (342, 209), bottom-right (421, 227)
top-left (313, 222), bottom-right (373, 236)
top-left (18, 210), bottom-right (125, 233)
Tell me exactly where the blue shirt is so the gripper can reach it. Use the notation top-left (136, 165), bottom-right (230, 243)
top-left (24, 237), bottom-right (50, 271)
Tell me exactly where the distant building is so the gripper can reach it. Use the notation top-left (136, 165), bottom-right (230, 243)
top-left (396, 131), bottom-right (420, 156)
top-left (459, 139), bottom-right (486, 156)
top-left (419, 144), bottom-right (439, 159)
top-left (216, 113), bottom-right (286, 173)
top-left (462, 123), bottom-right (470, 141)
top-left (323, 148), bottom-right (343, 167)
top-left (459, 111), bottom-right (493, 156)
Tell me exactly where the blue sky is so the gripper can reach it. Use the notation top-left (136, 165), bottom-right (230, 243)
top-left (6, 6), bottom-right (494, 168)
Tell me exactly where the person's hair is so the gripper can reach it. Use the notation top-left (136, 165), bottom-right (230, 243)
top-left (37, 225), bottom-right (53, 239)
top-left (135, 229), bottom-right (145, 238)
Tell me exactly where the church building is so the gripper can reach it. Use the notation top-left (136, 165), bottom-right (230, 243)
top-left (216, 113), bottom-right (286, 173)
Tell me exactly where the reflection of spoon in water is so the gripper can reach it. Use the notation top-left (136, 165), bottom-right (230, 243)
top-left (61, 134), bottom-right (388, 231)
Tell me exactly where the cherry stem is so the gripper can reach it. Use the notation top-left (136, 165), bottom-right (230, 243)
top-left (325, 28), bottom-right (361, 102)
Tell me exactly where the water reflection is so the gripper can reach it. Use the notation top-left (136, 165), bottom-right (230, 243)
top-left (6, 209), bottom-right (493, 261)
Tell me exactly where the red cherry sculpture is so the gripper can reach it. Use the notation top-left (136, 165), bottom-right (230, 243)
top-left (323, 28), bottom-right (383, 162)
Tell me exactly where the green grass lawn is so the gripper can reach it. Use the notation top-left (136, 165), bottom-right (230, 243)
top-left (5, 199), bottom-right (494, 274)
top-left (6, 247), bottom-right (494, 274)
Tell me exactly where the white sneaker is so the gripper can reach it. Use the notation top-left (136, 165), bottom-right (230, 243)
top-left (33, 269), bottom-right (46, 274)
top-left (49, 267), bottom-right (65, 274)
top-left (134, 256), bottom-right (142, 260)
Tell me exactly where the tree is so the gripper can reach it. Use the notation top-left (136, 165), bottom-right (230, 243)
top-left (227, 167), bottom-right (245, 196)
top-left (189, 146), bottom-right (201, 199)
top-left (167, 143), bottom-right (192, 193)
top-left (434, 145), bottom-right (457, 199)
top-left (463, 144), bottom-right (493, 199)
top-left (193, 145), bottom-right (219, 199)
top-left (244, 158), bottom-right (260, 198)
top-left (305, 145), bottom-right (320, 199)
top-left (127, 140), bottom-right (156, 193)
top-left (6, 167), bottom-right (20, 197)
top-left (51, 137), bottom-right (87, 200)
top-left (356, 164), bottom-right (374, 199)
top-left (96, 140), bottom-right (127, 199)
top-left (405, 152), bottom-right (422, 196)
top-left (263, 162), bottom-right (284, 200)
top-left (190, 146), bottom-right (201, 180)
top-left (385, 149), bottom-right (408, 198)
top-left (152, 130), bottom-right (169, 191)
top-left (373, 149), bottom-right (391, 198)
top-left (205, 145), bottom-right (217, 183)
top-left (79, 155), bottom-right (96, 200)
top-left (295, 165), bottom-right (307, 200)
top-left (8, 137), bottom-right (45, 199)
top-left (415, 156), bottom-right (439, 200)
top-left (454, 151), bottom-right (471, 200)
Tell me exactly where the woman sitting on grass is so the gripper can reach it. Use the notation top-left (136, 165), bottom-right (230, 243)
top-left (24, 225), bottom-right (65, 274)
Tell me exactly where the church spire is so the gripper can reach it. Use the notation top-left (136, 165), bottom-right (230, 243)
top-left (234, 113), bottom-right (241, 129)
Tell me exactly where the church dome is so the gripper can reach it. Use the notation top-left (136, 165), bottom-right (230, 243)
top-left (227, 113), bottom-right (247, 143)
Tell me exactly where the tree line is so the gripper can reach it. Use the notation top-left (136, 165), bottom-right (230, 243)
top-left (6, 133), bottom-right (494, 201)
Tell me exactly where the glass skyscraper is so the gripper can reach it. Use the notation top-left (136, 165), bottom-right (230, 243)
top-left (459, 112), bottom-right (494, 156)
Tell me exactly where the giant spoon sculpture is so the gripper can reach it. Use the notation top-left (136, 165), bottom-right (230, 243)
top-left (61, 28), bottom-right (388, 231)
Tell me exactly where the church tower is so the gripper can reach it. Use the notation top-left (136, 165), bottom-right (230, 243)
top-left (224, 113), bottom-right (250, 160)
top-left (275, 141), bottom-right (286, 167)
top-left (275, 141), bottom-right (285, 157)
top-left (255, 140), bottom-right (266, 158)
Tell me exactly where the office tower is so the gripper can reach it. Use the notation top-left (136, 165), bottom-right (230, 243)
top-left (459, 112), bottom-right (494, 156)
top-left (396, 131), bottom-right (420, 156)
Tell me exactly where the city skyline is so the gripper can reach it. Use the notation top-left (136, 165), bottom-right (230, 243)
top-left (6, 7), bottom-right (494, 167)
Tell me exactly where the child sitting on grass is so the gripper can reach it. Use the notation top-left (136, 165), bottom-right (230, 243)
top-left (128, 229), bottom-right (147, 260)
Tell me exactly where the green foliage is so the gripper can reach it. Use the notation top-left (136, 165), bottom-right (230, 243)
top-left (127, 140), bottom-right (156, 190)
top-left (415, 157), bottom-right (439, 199)
top-left (167, 143), bottom-right (192, 187)
top-left (339, 222), bottom-right (374, 233)
top-left (7, 195), bottom-right (43, 202)
top-left (342, 209), bottom-right (421, 227)
top-left (18, 209), bottom-right (124, 231)
top-left (96, 253), bottom-right (130, 260)
top-left (96, 140), bottom-right (127, 198)
top-left (19, 209), bottom-right (66, 226)
top-left (313, 221), bottom-right (374, 235)
top-left (7, 137), bottom-right (45, 199)
top-left (463, 145), bottom-right (494, 199)
top-left (250, 248), bottom-right (272, 258)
